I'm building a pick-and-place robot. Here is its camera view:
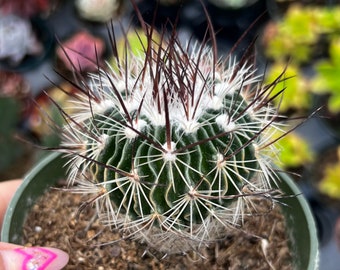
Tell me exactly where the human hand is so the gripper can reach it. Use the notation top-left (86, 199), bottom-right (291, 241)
top-left (0, 180), bottom-right (69, 270)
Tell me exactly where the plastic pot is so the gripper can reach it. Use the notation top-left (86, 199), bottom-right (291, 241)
top-left (1, 152), bottom-right (319, 269)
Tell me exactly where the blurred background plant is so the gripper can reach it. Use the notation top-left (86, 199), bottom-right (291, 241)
top-left (75, 0), bottom-right (124, 23)
top-left (318, 148), bottom-right (340, 200)
top-left (308, 143), bottom-right (340, 200)
top-left (275, 130), bottom-right (315, 171)
top-left (0, 0), bottom-right (56, 70)
top-left (27, 82), bottom-right (78, 149)
top-left (262, 4), bottom-right (340, 127)
top-left (0, 0), bottom-right (55, 18)
top-left (56, 30), bottom-right (106, 73)
top-left (0, 71), bottom-right (34, 179)
top-left (312, 37), bottom-right (340, 110)
top-left (264, 124), bottom-right (315, 181)
top-left (0, 14), bottom-right (44, 67)
top-left (263, 4), bottom-right (340, 64)
top-left (263, 62), bottom-right (311, 115)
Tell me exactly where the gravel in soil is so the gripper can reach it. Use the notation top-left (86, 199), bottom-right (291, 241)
top-left (23, 187), bottom-right (293, 270)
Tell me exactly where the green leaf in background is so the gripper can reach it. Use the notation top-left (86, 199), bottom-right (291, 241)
top-left (109, 29), bottom-right (161, 72)
top-left (277, 132), bottom-right (314, 169)
top-left (266, 126), bottom-right (314, 169)
top-left (312, 38), bottom-right (340, 113)
top-left (265, 62), bottom-right (310, 113)
top-left (265, 5), bottom-right (318, 63)
top-left (265, 5), bottom-right (340, 64)
top-left (319, 148), bottom-right (340, 199)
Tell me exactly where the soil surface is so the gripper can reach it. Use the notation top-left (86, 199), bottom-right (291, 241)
top-left (23, 187), bottom-right (293, 270)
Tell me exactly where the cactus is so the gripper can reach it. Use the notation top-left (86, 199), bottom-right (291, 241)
top-left (56, 26), bottom-right (287, 254)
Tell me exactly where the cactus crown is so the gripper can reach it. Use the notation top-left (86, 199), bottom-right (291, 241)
top-left (58, 23), bottom-right (285, 254)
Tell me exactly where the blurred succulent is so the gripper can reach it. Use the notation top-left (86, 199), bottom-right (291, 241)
top-left (27, 82), bottom-right (78, 147)
top-left (318, 147), bottom-right (340, 200)
top-left (264, 62), bottom-right (310, 114)
top-left (263, 5), bottom-right (340, 64)
top-left (312, 37), bottom-right (340, 113)
top-left (262, 5), bottom-right (340, 115)
top-left (0, 70), bottom-right (30, 100)
top-left (53, 21), bottom-right (293, 254)
top-left (75, 0), bottom-right (122, 22)
top-left (0, 0), bottom-right (52, 18)
top-left (0, 14), bottom-right (43, 65)
top-left (278, 132), bottom-right (314, 169)
top-left (56, 31), bottom-right (105, 72)
top-left (266, 126), bottom-right (314, 169)
top-left (109, 28), bottom-right (162, 72)
top-left (319, 162), bottom-right (340, 200)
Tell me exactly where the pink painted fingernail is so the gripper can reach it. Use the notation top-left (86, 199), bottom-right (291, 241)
top-left (0, 246), bottom-right (69, 270)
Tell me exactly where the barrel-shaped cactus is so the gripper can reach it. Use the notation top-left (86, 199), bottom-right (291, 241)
top-left (59, 28), bottom-right (284, 254)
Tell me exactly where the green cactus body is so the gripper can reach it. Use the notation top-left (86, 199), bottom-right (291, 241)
top-left (61, 30), bottom-right (282, 253)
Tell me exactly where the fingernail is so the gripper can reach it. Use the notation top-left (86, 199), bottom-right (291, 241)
top-left (0, 246), bottom-right (69, 270)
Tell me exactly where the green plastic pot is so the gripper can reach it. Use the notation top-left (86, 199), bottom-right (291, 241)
top-left (1, 152), bottom-right (319, 269)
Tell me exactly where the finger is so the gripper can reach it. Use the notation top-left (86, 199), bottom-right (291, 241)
top-left (0, 242), bottom-right (21, 250)
top-left (0, 180), bottom-right (22, 230)
top-left (0, 244), bottom-right (69, 270)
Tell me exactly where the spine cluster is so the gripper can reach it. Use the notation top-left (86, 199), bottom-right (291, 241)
top-left (59, 26), bottom-right (285, 254)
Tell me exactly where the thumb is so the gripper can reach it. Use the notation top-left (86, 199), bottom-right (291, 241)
top-left (0, 242), bottom-right (69, 270)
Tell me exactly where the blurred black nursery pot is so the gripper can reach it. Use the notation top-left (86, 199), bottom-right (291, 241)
top-left (185, 0), bottom-right (270, 51)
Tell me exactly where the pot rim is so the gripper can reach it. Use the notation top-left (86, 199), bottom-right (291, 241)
top-left (1, 152), bottom-right (319, 269)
